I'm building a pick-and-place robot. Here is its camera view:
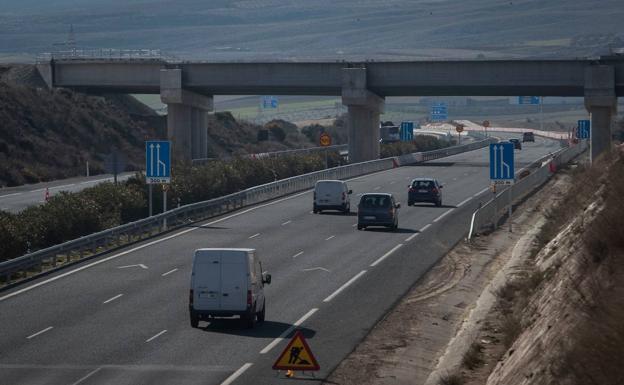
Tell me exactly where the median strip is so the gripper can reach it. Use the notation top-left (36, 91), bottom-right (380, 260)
top-left (260, 308), bottom-right (319, 354)
top-left (323, 270), bottom-right (367, 303)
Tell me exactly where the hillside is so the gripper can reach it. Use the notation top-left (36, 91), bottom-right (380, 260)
top-left (1, 0), bottom-right (622, 62)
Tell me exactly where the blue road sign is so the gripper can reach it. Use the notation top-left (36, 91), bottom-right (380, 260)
top-left (431, 103), bottom-right (448, 121)
top-left (261, 96), bottom-right (278, 109)
top-left (400, 121), bottom-right (414, 141)
top-left (490, 143), bottom-right (515, 184)
top-left (518, 96), bottom-right (541, 105)
top-left (145, 140), bottom-right (171, 184)
top-left (577, 119), bottom-right (590, 139)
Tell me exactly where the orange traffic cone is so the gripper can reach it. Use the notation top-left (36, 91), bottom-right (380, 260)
top-left (286, 370), bottom-right (294, 378)
top-left (44, 187), bottom-right (50, 202)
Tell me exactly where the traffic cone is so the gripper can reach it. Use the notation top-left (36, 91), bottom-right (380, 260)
top-left (44, 187), bottom-right (50, 202)
top-left (285, 370), bottom-right (294, 378)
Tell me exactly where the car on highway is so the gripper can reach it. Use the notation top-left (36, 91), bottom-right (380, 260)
top-left (189, 248), bottom-right (271, 329)
top-left (313, 180), bottom-right (352, 214)
top-left (509, 138), bottom-right (522, 150)
top-left (408, 178), bottom-right (443, 207)
top-left (522, 132), bottom-right (535, 142)
top-left (357, 193), bottom-right (400, 230)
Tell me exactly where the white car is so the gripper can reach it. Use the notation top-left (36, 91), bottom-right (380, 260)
top-left (313, 180), bottom-right (352, 214)
top-left (189, 248), bottom-right (271, 328)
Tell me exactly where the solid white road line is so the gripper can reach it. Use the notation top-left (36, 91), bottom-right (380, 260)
top-left (0, 192), bottom-right (21, 199)
top-left (27, 326), bottom-right (53, 339)
top-left (323, 270), bottom-right (367, 303)
top-left (145, 330), bottom-right (167, 343)
top-left (161, 268), bottom-right (178, 277)
top-left (291, 251), bottom-right (304, 259)
top-left (352, 223), bottom-right (357, 227)
top-left (325, 235), bottom-right (335, 241)
top-left (102, 294), bottom-right (123, 304)
top-left (281, 220), bottom-right (292, 226)
top-left (433, 209), bottom-right (454, 223)
top-left (405, 232), bottom-right (420, 242)
top-left (457, 197), bottom-right (472, 207)
top-left (373, 186), bottom-right (381, 190)
top-left (260, 308), bottom-right (319, 354)
top-left (370, 244), bottom-right (403, 267)
top-left (220, 363), bottom-right (253, 385)
top-left (420, 224), bottom-right (432, 232)
top-left (473, 187), bottom-right (489, 197)
top-left (248, 233), bottom-right (260, 239)
top-left (302, 267), bottom-right (330, 273)
top-left (70, 367), bottom-right (102, 385)
top-left (80, 178), bottom-right (109, 185)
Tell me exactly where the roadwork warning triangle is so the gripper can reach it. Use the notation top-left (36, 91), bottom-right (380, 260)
top-left (272, 331), bottom-right (320, 371)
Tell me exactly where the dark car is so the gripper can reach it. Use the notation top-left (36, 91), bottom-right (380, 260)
top-left (522, 132), bottom-right (535, 142)
top-left (509, 138), bottom-right (522, 150)
top-left (357, 193), bottom-right (400, 230)
top-left (408, 178), bottom-right (443, 207)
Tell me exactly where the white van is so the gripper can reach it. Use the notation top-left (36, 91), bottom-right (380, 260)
top-left (313, 180), bottom-right (352, 214)
top-left (189, 248), bottom-right (271, 328)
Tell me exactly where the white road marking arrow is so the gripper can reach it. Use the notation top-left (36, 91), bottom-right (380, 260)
top-left (117, 264), bottom-right (148, 270)
top-left (302, 267), bottom-right (330, 273)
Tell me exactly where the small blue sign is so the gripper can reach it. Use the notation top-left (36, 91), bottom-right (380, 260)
top-left (400, 121), bottom-right (414, 141)
top-left (577, 119), bottom-right (590, 139)
top-left (490, 143), bottom-right (515, 184)
top-left (145, 140), bottom-right (171, 184)
top-left (431, 103), bottom-right (448, 121)
top-left (518, 96), bottom-right (541, 105)
top-left (261, 96), bottom-right (279, 109)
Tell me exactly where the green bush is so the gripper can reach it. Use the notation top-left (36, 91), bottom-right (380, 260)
top-left (380, 135), bottom-right (448, 158)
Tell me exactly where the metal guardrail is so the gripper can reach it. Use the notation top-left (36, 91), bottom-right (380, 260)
top-left (191, 144), bottom-right (349, 165)
top-left (37, 49), bottom-right (177, 63)
top-left (467, 140), bottom-right (588, 240)
top-left (0, 138), bottom-right (495, 285)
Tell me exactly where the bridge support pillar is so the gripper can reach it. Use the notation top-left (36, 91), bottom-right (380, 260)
top-left (160, 69), bottom-right (213, 161)
top-left (342, 68), bottom-right (385, 163)
top-left (584, 65), bottom-right (617, 163)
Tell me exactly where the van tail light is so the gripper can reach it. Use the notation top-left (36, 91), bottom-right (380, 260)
top-left (247, 290), bottom-right (252, 307)
top-left (189, 290), bottom-right (194, 306)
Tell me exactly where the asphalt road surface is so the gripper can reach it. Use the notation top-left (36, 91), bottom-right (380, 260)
top-left (0, 135), bottom-right (560, 385)
top-left (0, 173), bottom-right (135, 213)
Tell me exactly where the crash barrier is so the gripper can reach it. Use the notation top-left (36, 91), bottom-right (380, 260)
top-left (467, 140), bottom-right (588, 240)
top-left (0, 137), bottom-right (496, 287)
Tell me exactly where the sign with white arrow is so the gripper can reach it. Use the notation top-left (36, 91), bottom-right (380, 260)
top-left (145, 140), bottom-right (171, 184)
top-left (489, 143), bottom-right (515, 185)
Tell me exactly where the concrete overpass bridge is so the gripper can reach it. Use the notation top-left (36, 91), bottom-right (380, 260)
top-left (36, 56), bottom-right (624, 162)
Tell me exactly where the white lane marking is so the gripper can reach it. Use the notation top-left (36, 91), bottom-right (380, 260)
top-left (473, 187), bottom-right (489, 197)
top-left (27, 326), bottom-right (53, 339)
top-left (370, 244), bottom-right (403, 267)
top-left (32, 188), bottom-right (47, 192)
top-left (260, 308), bottom-right (319, 354)
top-left (291, 251), bottom-right (304, 259)
top-left (390, 181), bottom-right (396, 184)
top-left (220, 363), bottom-right (253, 385)
top-left (302, 267), bottom-right (330, 273)
top-left (281, 220), bottom-right (292, 226)
top-left (0, 188), bottom-right (314, 303)
top-left (49, 183), bottom-right (76, 190)
top-left (325, 235), bottom-right (335, 241)
top-left (80, 178), bottom-right (109, 185)
top-left (352, 223), bottom-right (357, 227)
top-left (103, 294), bottom-right (123, 304)
top-left (373, 186), bottom-right (381, 190)
top-left (323, 270), bottom-right (367, 303)
top-left (145, 330), bottom-right (167, 343)
top-left (405, 232), bottom-right (420, 242)
top-left (117, 264), bottom-right (148, 269)
top-left (0, 192), bottom-right (22, 199)
top-left (161, 268), bottom-right (178, 277)
top-left (70, 367), bottom-right (102, 385)
top-left (457, 197), bottom-right (472, 207)
top-left (309, 211), bottom-right (314, 214)
top-left (248, 233), bottom-right (260, 239)
top-left (420, 224), bottom-right (432, 232)
top-left (433, 209), bottom-right (454, 223)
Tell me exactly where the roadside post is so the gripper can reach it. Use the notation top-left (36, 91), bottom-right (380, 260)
top-left (272, 330), bottom-right (320, 379)
top-left (489, 143), bottom-right (515, 232)
top-left (482, 120), bottom-right (490, 137)
top-left (455, 124), bottom-right (464, 145)
top-left (145, 140), bottom-right (171, 218)
top-left (319, 132), bottom-right (332, 168)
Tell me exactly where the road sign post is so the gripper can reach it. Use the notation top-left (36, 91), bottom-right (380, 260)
top-left (319, 132), bottom-right (332, 169)
top-left (146, 140), bottom-right (171, 218)
top-left (490, 143), bottom-right (515, 232)
top-left (482, 120), bottom-right (490, 137)
top-left (273, 330), bottom-right (320, 377)
top-left (455, 124), bottom-right (464, 145)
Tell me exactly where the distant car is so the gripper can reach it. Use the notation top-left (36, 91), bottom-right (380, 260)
top-left (357, 193), bottom-right (400, 230)
top-left (522, 132), bottom-right (535, 142)
top-left (313, 180), bottom-right (352, 214)
top-left (509, 138), bottom-right (522, 150)
top-left (408, 178), bottom-right (443, 207)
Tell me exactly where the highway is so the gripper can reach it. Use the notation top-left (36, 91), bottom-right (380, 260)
top-left (0, 135), bottom-right (560, 385)
top-left (0, 173), bottom-right (134, 213)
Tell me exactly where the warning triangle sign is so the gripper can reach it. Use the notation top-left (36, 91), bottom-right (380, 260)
top-left (272, 330), bottom-right (320, 371)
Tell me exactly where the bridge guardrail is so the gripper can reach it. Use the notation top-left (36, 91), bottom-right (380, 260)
top-left (468, 140), bottom-right (588, 240)
top-left (0, 138), bottom-right (495, 286)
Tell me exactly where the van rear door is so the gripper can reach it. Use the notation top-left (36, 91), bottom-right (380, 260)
top-left (193, 251), bottom-right (222, 310)
top-left (220, 251), bottom-right (248, 311)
